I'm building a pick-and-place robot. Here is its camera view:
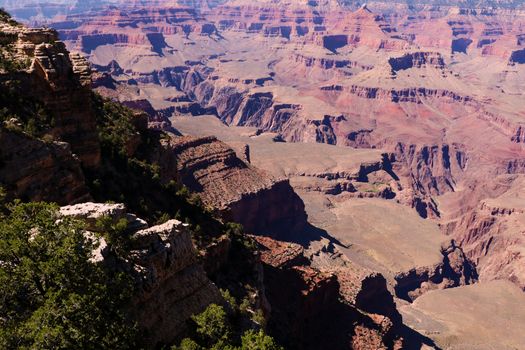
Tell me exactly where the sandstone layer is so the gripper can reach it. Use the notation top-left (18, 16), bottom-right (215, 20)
top-left (164, 135), bottom-right (307, 234)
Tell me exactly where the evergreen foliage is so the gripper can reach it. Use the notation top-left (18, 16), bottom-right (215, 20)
top-left (0, 202), bottom-right (138, 349)
top-left (172, 304), bottom-right (283, 350)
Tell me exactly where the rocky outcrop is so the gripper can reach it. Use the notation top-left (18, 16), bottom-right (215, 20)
top-left (60, 202), bottom-right (223, 348)
top-left (254, 236), bottom-right (404, 350)
top-left (344, 85), bottom-right (474, 105)
top-left (444, 175), bottom-right (525, 291)
top-left (59, 202), bottom-right (148, 232)
top-left (129, 221), bottom-right (223, 347)
top-left (394, 143), bottom-right (462, 196)
top-left (0, 128), bottom-right (91, 204)
top-left (179, 77), bottom-right (348, 145)
top-left (394, 241), bottom-right (478, 301)
top-left (391, 143), bottom-right (468, 217)
top-left (160, 135), bottom-right (308, 235)
top-left (293, 53), bottom-right (374, 71)
top-left (0, 23), bottom-right (101, 168)
top-left (388, 51), bottom-right (446, 73)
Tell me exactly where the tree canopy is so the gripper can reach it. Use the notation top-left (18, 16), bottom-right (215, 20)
top-left (0, 202), bottom-right (138, 349)
top-left (173, 304), bottom-right (283, 350)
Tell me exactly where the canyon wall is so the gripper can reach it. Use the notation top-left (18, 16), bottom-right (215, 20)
top-left (0, 24), bottom-right (101, 168)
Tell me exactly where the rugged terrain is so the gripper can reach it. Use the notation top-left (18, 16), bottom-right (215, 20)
top-left (3, 0), bottom-right (525, 348)
top-left (0, 12), bottom-right (418, 350)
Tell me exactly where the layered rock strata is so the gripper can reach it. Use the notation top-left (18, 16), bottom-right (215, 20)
top-left (0, 23), bottom-right (101, 168)
top-left (161, 135), bottom-right (308, 235)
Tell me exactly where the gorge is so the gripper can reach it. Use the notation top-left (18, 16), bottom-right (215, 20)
top-left (2, 0), bottom-right (525, 349)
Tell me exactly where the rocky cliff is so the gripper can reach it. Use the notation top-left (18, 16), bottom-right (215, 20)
top-left (254, 236), bottom-right (404, 350)
top-left (0, 20), bottom-right (101, 203)
top-left (0, 22), bottom-right (101, 168)
top-left (0, 128), bottom-right (91, 204)
top-left (443, 175), bottom-right (525, 291)
top-left (162, 135), bottom-right (308, 234)
top-left (59, 202), bottom-right (223, 348)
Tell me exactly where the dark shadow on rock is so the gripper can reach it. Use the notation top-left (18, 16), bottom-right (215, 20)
top-left (278, 222), bottom-right (348, 249)
top-left (400, 325), bottom-right (442, 350)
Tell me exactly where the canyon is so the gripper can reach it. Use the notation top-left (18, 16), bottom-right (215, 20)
top-left (3, 0), bottom-right (525, 349)
top-left (0, 14), bottom-right (409, 349)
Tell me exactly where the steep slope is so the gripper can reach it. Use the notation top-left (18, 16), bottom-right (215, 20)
top-left (0, 22), bottom-right (101, 168)
top-left (59, 203), bottom-right (223, 348)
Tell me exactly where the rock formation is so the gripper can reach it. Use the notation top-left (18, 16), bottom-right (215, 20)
top-left (59, 202), bottom-right (223, 348)
top-left (254, 236), bottom-right (404, 350)
top-left (0, 22), bottom-right (101, 168)
top-left (0, 128), bottom-right (91, 204)
top-left (163, 135), bottom-right (307, 234)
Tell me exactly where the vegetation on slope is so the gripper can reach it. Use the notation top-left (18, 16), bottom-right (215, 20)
top-left (173, 303), bottom-right (283, 350)
top-left (89, 94), bottom-right (281, 349)
top-left (0, 12), bottom-right (281, 346)
top-left (0, 8), bottom-right (19, 26)
top-left (88, 93), bottom-right (224, 239)
top-left (0, 201), bottom-right (138, 349)
top-left (0, 81), bottom-right (55, 137)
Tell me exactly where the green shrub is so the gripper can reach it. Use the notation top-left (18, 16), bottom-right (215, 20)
top-left (172, 338), bottom-right (202, 350)
top-left (221, 289), bottom-right (239, 315)
top-left (95, 216), bottom-right (131, 258)
top-left (155, 212), bottom-right (172, 225)
top-left (192, 304), bottom-right (231, 345)
top-left (92, 93), bottom-right (138, 158)
top-left (251, 310), bottom-right (266, 327)
top-left (0, 202), bottom-right (138, 349)
top-left (239, 297), bottom-right (251, 316)
top-left (173, 303), bottom-right (282, 350)
top-left (241, 330), bottom-right (284, 350)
